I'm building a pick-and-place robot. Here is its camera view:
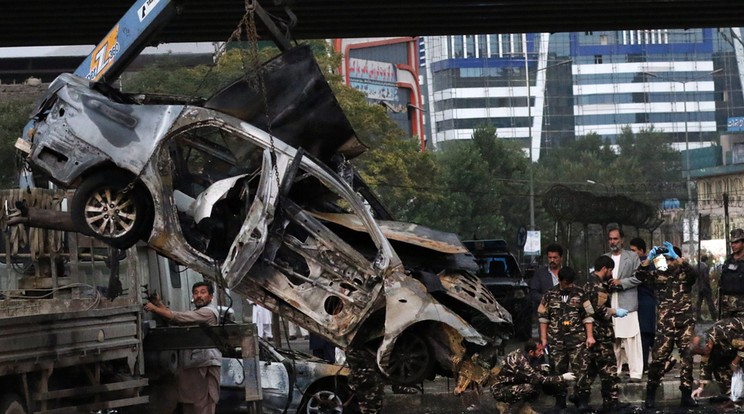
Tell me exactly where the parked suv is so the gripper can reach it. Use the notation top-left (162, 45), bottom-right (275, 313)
top-left (463, 240), bottom-right (532, 340)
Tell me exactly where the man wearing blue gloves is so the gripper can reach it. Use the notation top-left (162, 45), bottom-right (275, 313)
top-left (637, 242), bottom-right (698, 408)
top-left (581, 255), bottom-right (632, 413)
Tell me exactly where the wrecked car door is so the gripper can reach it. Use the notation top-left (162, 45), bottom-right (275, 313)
top-left (258, 343), bottom-right (293, 413)
top-left (223, 147), bottom-right (397, 347)
top-left (217, 148), bottom-right (286, 288)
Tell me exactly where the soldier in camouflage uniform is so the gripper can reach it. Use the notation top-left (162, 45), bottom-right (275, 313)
top-left (538, 266), bottom-right (595, 412)
top-left (635, 242), bottom-right (698, 408)
top-left (720, 229), bottom-right (744, 319)
top-left (491, 338), bottom-right (576, 414)
top-left (691, 317), bottom-right (744, 409)
top-left (582, 255), bottom-right (632, 413)
top-left (346, 347), bottom-right (384, 414)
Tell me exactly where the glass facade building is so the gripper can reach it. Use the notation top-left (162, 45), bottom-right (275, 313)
top-left (422, 29), bottom-right (744, 158)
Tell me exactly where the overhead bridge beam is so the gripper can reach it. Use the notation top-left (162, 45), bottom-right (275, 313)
top-left (0, 0), bottom-right (743, 48)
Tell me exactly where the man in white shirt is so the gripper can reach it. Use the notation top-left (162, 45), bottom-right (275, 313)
top-left (604, 227), bottom-right (642, 381)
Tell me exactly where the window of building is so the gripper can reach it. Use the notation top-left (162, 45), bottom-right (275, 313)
top-left (488, 35), bottom-right (498, 57)
top-left (453, 36), bottom-right (464, 58)
top-left (465, 35), bottom-right (475, 58)
top-left (594, 55), bottom-right (603, 64)
top-left (477, 35), bottom-right (487, 58)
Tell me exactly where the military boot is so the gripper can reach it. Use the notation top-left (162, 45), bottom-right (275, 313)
top-left (575, 393), bottom-right (592, 413)
top-left (554, 395), bottom-right (567, 410)
top-left (601, 399), bottom-right (631, 413)
top-left (681, 388), bottom-right (698, 407)
top-left (645, 385), bottom-right (657, 409)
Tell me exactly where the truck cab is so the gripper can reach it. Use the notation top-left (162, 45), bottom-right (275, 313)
top-left (462, 239), bottom-right (533, 340)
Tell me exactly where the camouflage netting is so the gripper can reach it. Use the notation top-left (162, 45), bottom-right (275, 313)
top-left (542, 185), bottom-right (663, 230)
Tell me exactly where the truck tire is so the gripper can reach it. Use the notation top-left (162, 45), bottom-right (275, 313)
top-left (0, 394), bottom-right (26, 414)
top-left (71, 171), bottom-right (153, 249)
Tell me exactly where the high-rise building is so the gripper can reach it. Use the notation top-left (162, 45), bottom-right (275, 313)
top-left (422, 29), bottom-right (744, 158)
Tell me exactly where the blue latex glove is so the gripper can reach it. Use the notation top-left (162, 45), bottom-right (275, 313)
top-left (663, 241), bottom-right (679, 260)
top-left (647, 247), bottom-right (658, 261)
top-left (615, 308), bottom-right (628, 318)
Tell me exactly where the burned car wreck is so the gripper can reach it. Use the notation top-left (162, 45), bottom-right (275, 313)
top-left (16, 45), bottom-right (512, 388)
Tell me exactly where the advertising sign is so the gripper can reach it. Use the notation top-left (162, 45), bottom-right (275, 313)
top-left (524, 231), bottom-right (541, 256)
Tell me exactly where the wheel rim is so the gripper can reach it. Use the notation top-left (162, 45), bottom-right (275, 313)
top-left (388, 333), bottom-right (430, 384)
top-left (84, 187), bottom-right (137, 238)
top-left (306, 390), bottom-right (343, 414)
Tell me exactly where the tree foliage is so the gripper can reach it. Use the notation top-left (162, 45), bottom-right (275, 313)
top-left (0, 99), bottom-right (35, 188)
top-left (400, 125), bottom-right (530, 241)
top-left (536, 127), bottom-right (683, 209)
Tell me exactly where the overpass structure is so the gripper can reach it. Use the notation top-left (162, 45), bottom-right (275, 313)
top-left (1, 0), bottom-right (743, 48)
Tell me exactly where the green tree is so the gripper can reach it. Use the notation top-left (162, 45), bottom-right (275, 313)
top-left (0, 99), bottom-right (35, 187)
top-left (417, 125), bottom-right (530, 240)
top-left (614, 125), bottom-right (684, 204)
top-left (358, 135), bottom-right (442, 224)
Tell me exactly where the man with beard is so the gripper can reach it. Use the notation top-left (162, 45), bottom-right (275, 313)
top-left (691, 317), bottom-right (744, 410)
top-left (604, 227), bottom-right (643, 382)
top-left (145, 281), bottom-right (221, 414)
top-left (637, 243), bottom-right (698, 409)
top-left (720, 228), bottom-right (744, 318)
top-left (529, 244), bottom-right (564, 318)
top-left (538, 267), bottom-right (595, 411)
top-left (491, 339), bottom-right (576, 414)
top-left (581, 255), bottom-right (632, 413)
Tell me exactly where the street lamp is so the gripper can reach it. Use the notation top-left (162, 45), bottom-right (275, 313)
top-left (523, 34), bottom-right (570, 230)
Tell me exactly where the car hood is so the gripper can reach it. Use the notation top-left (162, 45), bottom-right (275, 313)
top-left (204, 45), bottom-right (366, 164)
top-left (311, 211), bottom-right (479, 273)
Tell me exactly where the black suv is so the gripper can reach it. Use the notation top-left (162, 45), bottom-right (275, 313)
top-left (463, 239), bottom-right (533, 340)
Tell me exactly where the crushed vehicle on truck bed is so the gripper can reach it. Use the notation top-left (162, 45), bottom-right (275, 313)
top-left (16, 45), bottom-right (512, 388)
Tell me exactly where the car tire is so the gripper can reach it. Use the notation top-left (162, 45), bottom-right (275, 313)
top-left (0, 394), bottom-right (26, 414)
top-left (387, 331), bottom-right (432, 385)
top-left (299, 383), bottom-right (358, 414)
top-left (71, 171), bottom-right (153, 249)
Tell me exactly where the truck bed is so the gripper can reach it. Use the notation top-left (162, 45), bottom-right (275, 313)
top-left (0, 303), bottom-right (141, 375)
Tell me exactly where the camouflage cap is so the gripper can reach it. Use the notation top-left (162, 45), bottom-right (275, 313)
top-left (732, 228), bottom-right (744, 243)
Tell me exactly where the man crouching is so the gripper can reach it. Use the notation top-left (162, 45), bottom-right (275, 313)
top-left (491, 338), bottom-right (575, 414)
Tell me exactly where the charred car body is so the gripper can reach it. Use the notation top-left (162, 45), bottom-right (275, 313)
top-left (17, 45), bottom-right (512, 387)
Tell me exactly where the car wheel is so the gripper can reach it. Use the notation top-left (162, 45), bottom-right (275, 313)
top-left (387, 331), bottom-right (432, 385)
top-left (304, 390), bottom-right (344, 414)
top-left (300, 383), bottom-right (358, 414)
top-left (0, 394), bottom-right (26, 414)
top-left (71, 171), bottom-right (153, 249)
